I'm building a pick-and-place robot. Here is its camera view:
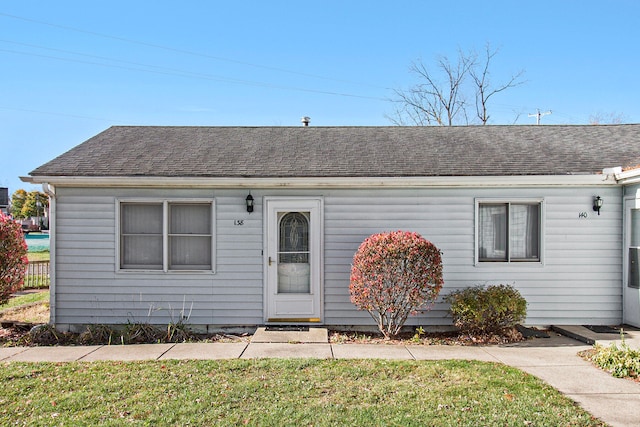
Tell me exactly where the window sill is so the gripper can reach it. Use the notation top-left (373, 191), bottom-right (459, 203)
top-left (474, 261), bottom-right (544, 268)
top-left (116, 269), bottom-right (216, 275)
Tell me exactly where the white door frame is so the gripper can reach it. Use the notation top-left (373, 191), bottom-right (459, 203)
top-left (623, 196), bottom-right (640, 327)
top-left (263, 197), bottom-right (323, 323)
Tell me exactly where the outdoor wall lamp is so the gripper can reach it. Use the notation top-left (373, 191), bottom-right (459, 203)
top-left (246, 194), bottom-right (254, 213)
top-left (593, 196), bottom-right (603, 215)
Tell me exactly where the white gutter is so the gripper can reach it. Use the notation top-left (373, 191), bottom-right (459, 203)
top-left (614, 168), bottom-right (640, 185)
top-left (42, 183), bottom-right (56, 325)
top-left (21, 174), bottom-right (617, 188)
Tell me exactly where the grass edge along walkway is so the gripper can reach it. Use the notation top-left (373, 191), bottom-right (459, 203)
top-left (1, 358), bottom-right (605, 426)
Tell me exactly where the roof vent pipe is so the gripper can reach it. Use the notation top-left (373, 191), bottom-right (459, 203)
top-left (301, 116), bottom-right (310, 126)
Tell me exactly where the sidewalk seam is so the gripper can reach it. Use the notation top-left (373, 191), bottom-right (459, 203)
top-left (0, 347), bottom-right (30, 361)
top-left (479, 348), bottom-right (503, 363)
top-left (76, 345), bottom-right (104, 361)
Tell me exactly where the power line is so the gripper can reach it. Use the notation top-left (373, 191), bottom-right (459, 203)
top-left (0, 12), bottom-right (389, 91)
top-left (0, 47), bottom-right (387, 101)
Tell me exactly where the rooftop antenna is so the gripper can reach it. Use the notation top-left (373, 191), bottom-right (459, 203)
top-left (301, 116), bottom-right (310, 127)
top-left (528, 109), bottom-right (552, 125)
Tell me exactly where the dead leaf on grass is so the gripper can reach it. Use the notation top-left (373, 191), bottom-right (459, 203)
top-left (0, 302), bottom-right (50, 324)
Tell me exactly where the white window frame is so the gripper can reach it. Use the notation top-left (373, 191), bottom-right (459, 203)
top-left (475, 198), bottom-right (544, 265)
top-left (116, 198), bottom-right (216, 273)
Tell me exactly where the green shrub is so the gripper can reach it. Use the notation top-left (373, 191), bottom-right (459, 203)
top-left (587, 334), bottom-right (640, 378)
top-left (445, 284), bottom-right (527, 333)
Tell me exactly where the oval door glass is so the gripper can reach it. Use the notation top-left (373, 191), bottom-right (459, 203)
top-left (278, 212), bottom-right (310, 293)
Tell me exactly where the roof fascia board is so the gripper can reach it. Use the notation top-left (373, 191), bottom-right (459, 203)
top-left (615, 168), bottom-right (640, 185)
top-left (22, 174), bottom-right (616, 188)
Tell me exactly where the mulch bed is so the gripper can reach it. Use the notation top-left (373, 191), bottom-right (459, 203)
top-left (329, 327), bottom-right (526, 346)
top-left (0, 324), bottom-right (248, 347)
top-left (0, 323), bottom-right (33, 344)
top-left (2, 323), bottom-right (527, 347)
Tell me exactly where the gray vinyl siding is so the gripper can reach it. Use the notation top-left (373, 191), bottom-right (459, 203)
top-left (54, 187), bottom-right (264, 327)
top-left (52, 185), bottom-right (623, 329)
top-left (322, 187), bottom-right (622, 326)
top-left (624, 184), bottom-right (640, 199)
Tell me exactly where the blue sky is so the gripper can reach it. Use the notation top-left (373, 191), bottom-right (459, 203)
top-left (1, 1), bottom-right (639, 194)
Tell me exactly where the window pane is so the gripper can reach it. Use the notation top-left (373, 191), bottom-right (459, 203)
top-left (170, 203), bottom-right (211, 234)
top-left (121, 235), bottom-right (163, 269)
top-left (631, 209), bottom-right (640, 247)
top-left (510, 204), bottom-right (540, 260)
top-left (121, 203), bottom-right (163, 269)
top-left (168, 203), bottom-right (212, 270)
top-left (479, 204), bottom-right (507, 261)
top-left (169, 236), bottom-right (212, 270)
top-left (121, 203), bottom-right (162, 234)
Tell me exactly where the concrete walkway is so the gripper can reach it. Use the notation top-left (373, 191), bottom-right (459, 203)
top-left (1, 328), bottom-right (640, 427)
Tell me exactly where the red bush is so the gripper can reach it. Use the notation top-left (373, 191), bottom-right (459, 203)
top-left (350, 231), bottom-right (443, 339)
top-left (0, 212), bottom-right (28, 304)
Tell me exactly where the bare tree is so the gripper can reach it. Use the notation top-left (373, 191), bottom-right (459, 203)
top-left (589, 112), bottom-right (627, 124)
top-left (389, 50), bottom-right (474, 126)
top-left (471, 44), bottom-right (525, 125)
top-left (389, 44), bottom-right (525, 126)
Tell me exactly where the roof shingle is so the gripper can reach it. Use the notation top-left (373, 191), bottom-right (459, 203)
top-left (29, 125), bottom-right (640, 178)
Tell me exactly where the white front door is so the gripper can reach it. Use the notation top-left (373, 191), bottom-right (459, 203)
top-left (265, 198), bottom-right (323, 323)
top-left (624, 198), bottom-right (640, 327)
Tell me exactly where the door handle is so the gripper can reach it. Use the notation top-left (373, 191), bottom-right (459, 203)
top-left (269, 256), bottom-right (273, 266)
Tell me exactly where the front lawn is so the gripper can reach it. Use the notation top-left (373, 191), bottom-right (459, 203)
top-left (0, 291), bottom-right (49, 325)
top-left (0, 291), bottom-right (49, 311)
top-left (1, 359), bottom-right (604, 426)
top-left (27, 251), bottom-right (50, 262)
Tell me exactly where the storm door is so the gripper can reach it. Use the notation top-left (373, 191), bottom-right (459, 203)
top-left (624, 199), bottom-right (640, 327)
top-left (265, 198), bottom-right (322, 323)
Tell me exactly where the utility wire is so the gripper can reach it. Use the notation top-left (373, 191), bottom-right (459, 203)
top-left (0, 47), bottom-right (387, 100)
top-left (0, 12), bottom-right (389, 90)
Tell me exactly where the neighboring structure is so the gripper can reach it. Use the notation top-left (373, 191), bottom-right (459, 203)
top-left (23, 125), bottom-right (640, 332)
top-left (0, 187), bottom-right (8, 215)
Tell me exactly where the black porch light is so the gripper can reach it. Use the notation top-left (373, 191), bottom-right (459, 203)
top-left (246, 194), bottom-right (254, 213)
top-left (593, 196), bottom-right (603, 215)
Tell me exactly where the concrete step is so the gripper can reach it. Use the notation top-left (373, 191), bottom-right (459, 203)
top-left (552, 325), bottom-right (640, 348)
top-left (251, 327), bottom-right (328, 343)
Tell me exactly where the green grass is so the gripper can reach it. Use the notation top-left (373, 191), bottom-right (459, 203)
top-left (0, 359), bottom-right (604, 426)
top-left (27, 251), bottom-right (50, 262)
top-left (0, 291), bottom-right (49, 311)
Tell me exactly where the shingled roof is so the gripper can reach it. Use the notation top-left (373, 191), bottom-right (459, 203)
top-left (29, 125), bottom-right (640, 178)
